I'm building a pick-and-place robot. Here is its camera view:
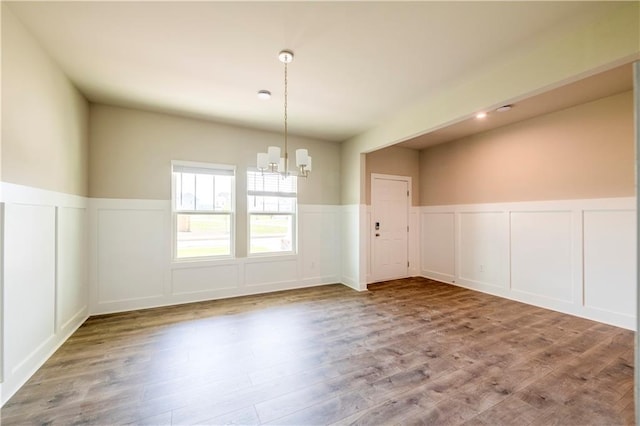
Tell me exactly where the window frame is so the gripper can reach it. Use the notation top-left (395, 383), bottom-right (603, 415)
top-left (171, 160), bottom-right (236, 262)
top-left (246, 168), bottom-right (298, 257)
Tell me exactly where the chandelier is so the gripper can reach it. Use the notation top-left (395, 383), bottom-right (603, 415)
top-left (256, 50), bottom-right (311, 178)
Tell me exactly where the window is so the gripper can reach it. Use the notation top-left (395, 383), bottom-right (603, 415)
top-left (247, 170), bottom-right (297, 255)
top-left (172, 161), bottom-right (235, 259)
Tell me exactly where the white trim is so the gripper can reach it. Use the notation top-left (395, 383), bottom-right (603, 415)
top-left (0, 182), bottom-right (87, 208)
top-left (423, 197), bottom-right (635, 213)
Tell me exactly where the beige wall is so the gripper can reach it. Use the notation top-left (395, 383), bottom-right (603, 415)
top-left (340, 140), bottom-right (365, 205)
top-left (1, 5), bottom-right (89, 196)
top-left (341, 3), bottom-right (639, 205)
top-left (365, 146), bottom-right (420, 205)
top-left (89, 104), bottom-right (340, 204)
top-left (420, 91), bottom-right (635, 206)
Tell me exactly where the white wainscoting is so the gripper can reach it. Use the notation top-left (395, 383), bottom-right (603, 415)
top-left (90, 200), bottom-right (342, 314)
top-left (94, 204), bottom-right (169, 310)
top-left (583, 210), bottom-right (636, 318)
top-left (459, 211), bottom-right (507, 290)
top-left (421, 211), bottom-right (456, 283)
top-left (420, 198), bottom-right (636, 330)
top-left (340, 204), bottom-right (359, 289)
top-left (408, 207), bottom-right (421, 277)
top-left (340, 204), bottom-right (366, 291)
top-left (0, 183), bottom-right (89, 405)
top-left (511, 211), bottom-right (574, 304)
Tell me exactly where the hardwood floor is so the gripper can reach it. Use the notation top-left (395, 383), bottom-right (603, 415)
top-left (1, 277), bottom-right (634, 425)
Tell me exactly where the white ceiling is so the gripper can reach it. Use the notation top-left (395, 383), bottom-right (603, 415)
top-left (6, 1), bottom-right (627, 143)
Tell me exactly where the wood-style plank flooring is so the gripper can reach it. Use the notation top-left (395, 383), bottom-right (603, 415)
top-left (1, 277), bottom-right (634, 425)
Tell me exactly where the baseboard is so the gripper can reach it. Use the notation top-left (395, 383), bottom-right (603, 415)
top-left (420, 273), bottom-right (634, 331)
top-left (1, 313), bottom-right (88, 406)
top-left (92, 276), bottom-right (340, 316)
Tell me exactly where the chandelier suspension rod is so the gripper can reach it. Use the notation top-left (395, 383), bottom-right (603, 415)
top-left (256, 49), bottom-right (310, 178)
top-left (284, 58), bottom-right (288, 173)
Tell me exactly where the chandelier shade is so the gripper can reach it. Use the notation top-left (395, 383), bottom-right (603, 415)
top-left (257, 152), bottom-right (269, 171)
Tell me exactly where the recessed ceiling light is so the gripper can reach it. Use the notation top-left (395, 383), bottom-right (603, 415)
top-left (257, 90), bottom-right (271, 100)
top-left (475, 112), bottom-right (487, 119)
top-left (496, 105), bottom-right (513, 112)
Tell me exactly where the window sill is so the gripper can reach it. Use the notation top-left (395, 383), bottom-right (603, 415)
top-left (247, 252), bottom-right (297, 260)
top-left (170, 253), bottom-right (300, 269)
top-left (171, 256), bottom-right (235, 268)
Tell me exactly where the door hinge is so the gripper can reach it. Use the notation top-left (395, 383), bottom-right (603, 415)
top-left (407, 190), bottom-right (409, 197)
top-left (407, 261), bottom-right (410, 267)
top-left (407, 226), bottom-right (409, 232)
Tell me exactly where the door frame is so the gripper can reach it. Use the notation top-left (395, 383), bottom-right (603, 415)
top-left (370, 173), bottom-right (412, 283)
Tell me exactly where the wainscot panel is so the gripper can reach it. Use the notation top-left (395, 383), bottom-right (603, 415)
top-left (459, 212), bottom-right (506, 289)
top-left (583, 210), bottom-right (636, 318)
top-left (420, 211), bottom-right (455, 282)
top-left (4, 203), bottom-right (56, 379)
top-left (171, 263), bottom-right (239, 295)
top-left (340, 204), bottom-right (367, 291)
top-left (57, 206), bottom-right (88, 332)
top-left (96, 208), bottom-right (168, 304)
top-left (1, 183), bottom-right (89, 406)
top-left (299, 206), bottom-right (341, 282)
top-left (408, 208), bottom-right (421, 277)
top-left (510, 211), bottom-right (573, 303)
top-left (244, 258), bottom-right (298, 287)
top-left (420, 198), bottom-right (636, 330)
top-left (90, 200), bottom-right (343, 314)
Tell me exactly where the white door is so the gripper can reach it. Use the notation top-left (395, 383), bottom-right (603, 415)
top-left (371, 174), bottom-right (410, 281)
